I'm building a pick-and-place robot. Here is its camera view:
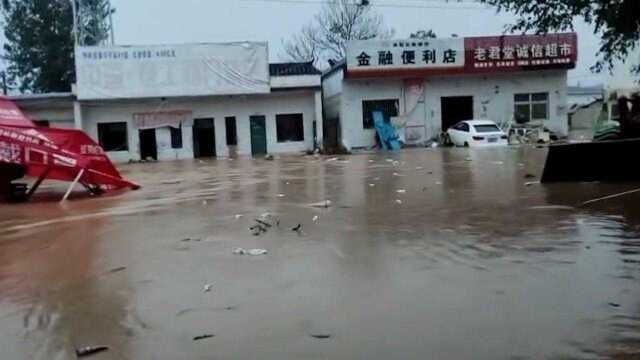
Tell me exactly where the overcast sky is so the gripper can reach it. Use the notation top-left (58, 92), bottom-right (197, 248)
top-left (108, 0), bottom-right (607, 86)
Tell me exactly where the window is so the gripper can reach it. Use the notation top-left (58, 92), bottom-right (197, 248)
top-left (170, 126), bottom-right (182, 149)
top-left (276, 113), bottom-right (304, 142)
top-left (225, 116), bottom-right (237, 146)
top-left (474, 124), bottom-right (501, 133)
top-left (514, 92), bottom-right (549, 124)
top-left (362, 99), bottom-right (399, 129)
top-left (97, 122), bottom-right (128, 151)
top-left (453, 122), bottom-right (469, 132)
top-left (33, 120), bottom-right (50, 127)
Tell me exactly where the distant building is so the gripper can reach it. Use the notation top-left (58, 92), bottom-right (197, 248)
top-left (323, 33), bottom-right (577, 149)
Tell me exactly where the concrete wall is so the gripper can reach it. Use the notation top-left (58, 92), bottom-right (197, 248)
top-left (337, 70), bottom-right (569, 149)
top-left (81, 90), bottom-right (318, 162)
top-left (322, 70), bottom-right (344, 121)
top-left (23, 108), bottom-right (75, 129)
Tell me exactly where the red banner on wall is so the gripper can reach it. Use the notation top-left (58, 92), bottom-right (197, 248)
top-left (464, 32), bottom-right (577, 73)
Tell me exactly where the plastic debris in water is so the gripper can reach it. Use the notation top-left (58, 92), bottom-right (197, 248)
top-left (233, 248), bottom-right (246, 255)
top-left (193, 334), bottom-right (215, 341)
top-left (395, 199), bottom-right (403, 204)
top-left (233, 248), bottom-right (268, 256)
top-left (312, 215), bottom-right (319, 222)
top-left (369, 183), bottom-right (375, 187)
top-left (310, 333), bottom-right (332, 339)
top-left (396, 189), bottom-right (406, 194)
top-left (277, 194), bottom-right (286, 198)
top-left (234, 214), bottom-right (243, 219)
top-left (76, 346), bottom-right (109, 358)
top-left (309, 200), bottom-right (332, 208)
top-left (203, 284), bottom-right (213, 292)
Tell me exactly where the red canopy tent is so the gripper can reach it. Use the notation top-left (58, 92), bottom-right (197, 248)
top-left (0, 97), bottom-right (139, 201)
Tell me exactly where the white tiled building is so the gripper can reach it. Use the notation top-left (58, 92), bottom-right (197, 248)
top-left (323, 33), bottom-right (577, 150)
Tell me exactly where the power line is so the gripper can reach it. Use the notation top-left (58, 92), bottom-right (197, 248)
top-left (239, 0), bottom-right (491, 10)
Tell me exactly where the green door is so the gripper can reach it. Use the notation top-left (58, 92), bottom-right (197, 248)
top-left (250, 116), bottom-right (267, 155)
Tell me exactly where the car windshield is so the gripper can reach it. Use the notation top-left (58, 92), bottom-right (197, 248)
top-left (474, 124), bottom-right (501, 133)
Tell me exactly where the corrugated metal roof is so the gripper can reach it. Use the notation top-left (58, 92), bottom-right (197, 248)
top-left (269, 62), bottom-right (321, 76)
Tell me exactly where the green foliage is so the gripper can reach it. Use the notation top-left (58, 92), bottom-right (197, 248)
top-left (481, 0), bottom-right (640, 75)
top-left (1, 0), bottom-right (114, 93)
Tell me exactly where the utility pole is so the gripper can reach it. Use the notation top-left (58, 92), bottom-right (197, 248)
top-left (71, 0), bottom-right (79, 46)
top-left (109, 1), bottom-right (115, 45)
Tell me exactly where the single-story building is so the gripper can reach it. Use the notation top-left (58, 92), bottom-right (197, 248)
top-left (14, 42), bottom-right (323, 163)
top-left (322, 33), bottom-right (577, 149)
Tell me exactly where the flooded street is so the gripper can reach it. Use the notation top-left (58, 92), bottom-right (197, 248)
top-left (2, 147), bottom-right (640, 359)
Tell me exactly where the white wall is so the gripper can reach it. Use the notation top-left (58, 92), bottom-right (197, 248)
top-left (271, 75), bottom-right (320, 89)
top-left (339, 70), bottom-right (569, 149)
top-left (81, 90), bottom-right (317, 162)
top-left (23, 108), bottom-right (75, 129)
top-left (341, 78), bottom-right (404, 149)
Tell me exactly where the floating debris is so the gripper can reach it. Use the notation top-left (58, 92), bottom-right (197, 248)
top-left (309, 200), bottom-right (332, 208)
top-left (608, 302), bottom-right (621, 308)
top-left (312, 215), bottom-right (319, 222)
top-left (264, 154), bottom-right (274, 161)
top-left (247, 249), bottom-right (268, 256)
top-left (193, 334), bottom-right (215, 341)
top-left (233, 248), bottom-right (268, 256)
top-left (277, 194), bottom-right (286, 198)
top-left (525, 181), bottom-right (541, 187)
top-left (396, 189), bottom-right (407, 194)
top-left (254, 219), bottom-right (272, 228)
top-left (203, 284), bottom-right (213, 292)
top-left (310, 333), bottom-right (332, 339)
top-left (395, 199), bottom-right (403, 204)
top-left (234, 214), bottom-right (243, 220)
top-left (326, 157), bottom-right (339, 162)
top-left (369, 183), bottom-right (375, 187)
top-left (292, 224), bottom-right (302, 232)
top-left (161, 179), bottom-right (183, 185)
top-left (76, 346), bottom-right (109, 358)
top-left (106, 266), bottom-right (127, 274)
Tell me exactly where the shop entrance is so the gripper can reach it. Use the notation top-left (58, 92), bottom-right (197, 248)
top-left (250, 115), bottom-right (267, 156)
top-left (193, 118), bottom-right (216, 158)
top-left (441, 96), bottom-right (474, 131)
top-left (139, 128), bottom-right (157, 160)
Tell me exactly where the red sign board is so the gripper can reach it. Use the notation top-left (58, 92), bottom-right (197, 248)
top-left (345, 32), bottom-right (577, 79)
top-left (464, 32), bottom-right (577, 73)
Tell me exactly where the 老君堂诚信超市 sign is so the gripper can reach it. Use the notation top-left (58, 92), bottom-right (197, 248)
top-left (75, 42), bottom-right (270, 100)
top-left (464, 33), bottom-right (577, 73)
top-left (345, 33), bottom-right (577, 78)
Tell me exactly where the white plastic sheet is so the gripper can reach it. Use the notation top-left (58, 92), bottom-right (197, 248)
top-left (76, 42), bottom-right (270, 100)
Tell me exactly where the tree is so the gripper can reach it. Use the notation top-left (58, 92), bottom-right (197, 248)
top-left (410, 29), bottom-right (437, 39)
top-left (480, 0), bottom-right (640, 75)
top-left (283, 0), bottom-right (393, 67)
top-left (1, 0), bottom-right (114, 93)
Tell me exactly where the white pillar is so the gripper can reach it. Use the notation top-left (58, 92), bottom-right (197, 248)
top-left (73, 101), bottom-right (83, 130)
top-left (314, 90), bottom-right (324, 150)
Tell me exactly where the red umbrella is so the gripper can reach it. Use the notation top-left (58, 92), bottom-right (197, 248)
top-left (0, 97), bottom-right (139, 201)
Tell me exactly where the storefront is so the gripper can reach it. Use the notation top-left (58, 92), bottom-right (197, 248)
top-left (14, 42), bottom-right (323, 163)
top-left (322, 33), bottom-right (577, 149)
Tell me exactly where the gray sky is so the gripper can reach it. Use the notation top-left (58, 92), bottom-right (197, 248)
top-left (110, 0), bottom-right (608, 86)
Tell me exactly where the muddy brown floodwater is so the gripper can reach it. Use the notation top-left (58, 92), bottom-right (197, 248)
top-left (2, 147), bottom-right (640, 359)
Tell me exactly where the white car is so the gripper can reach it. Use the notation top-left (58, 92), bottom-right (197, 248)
top-left (446, 120), bottom-right (509, 147)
